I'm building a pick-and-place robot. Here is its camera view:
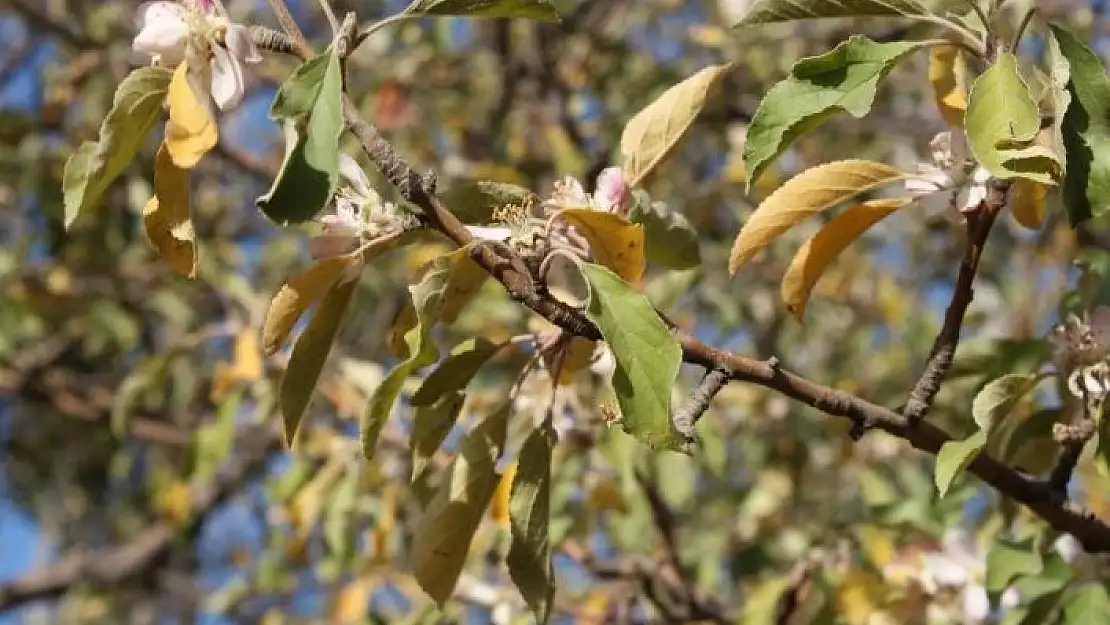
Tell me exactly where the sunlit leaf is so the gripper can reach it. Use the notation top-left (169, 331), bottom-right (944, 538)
top-left (735, 0), bottom-right (927, 25)
top-left (211, 330), bottom-right (264, 400)
top-left (781, 197), bottom-right (910, 320)
top-left (934, 429), bottom-right (987, 497)
top-left (411, 391), bottom-right (466, 479)
top-left (257, 49), bottom-right (344, 225)
top-left (581, 263), bottom-right (682, 450)
top-left (966, 53), bottom-right (1060, 184)
top-left (164, 61), bottom-right (218, 169)
top-left (620, 63), bottom-right (731, 187)
top-left (1049, 24), bottom-right (1110, 224)
top-left (411, 338), bottom-right (502, 406)
top-left (972, 373), bottom-right (1041, 432)
top-left (929, 45), bottom-right (968, 128)
top-left (143, 144), bottom-right (198, 278)
top-left (1010, 179), bottom-right (1049, 229)
top-left (986, 538), bottom-right (1043, 593)
top-left (553, 208), bottom-right (645, 282)
top-left (262, 256), bottom-right (355, 355)
top-left (412, 403), bottom-right (510, 605)
top-left (1046, 26), bottom-right (1072, 178)
top-left (409, 0), bottom-right (560, 22)
top-left (281, 277), bottom-right (356, 447)
top-left (742, 37), bottom-right (923, 189)
top-left (628, 190), bottom-right (700, 269)
top-left (362, 248), bottom-right (486, 459)
top-left (729, 160), bottom-right (907, 274)
top-left (63, 66), bottom-right (171, 228)
top-left (1063, 583), bottom-right (1110, 624)
top-left (508, 421), bottom-right (556, 624)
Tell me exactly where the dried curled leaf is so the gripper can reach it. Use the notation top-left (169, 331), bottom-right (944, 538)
top-left (143, 144), bottom-right (198, 277)
top-left (554, 208), bottom-right (646, 282)
top-left (164, 61), bottom-right (217, 169)
top-left (262, 256), bottom-right (354, 355)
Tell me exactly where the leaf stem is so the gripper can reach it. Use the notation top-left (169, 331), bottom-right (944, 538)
top-left (316, 0), bottom-right (340, 34)
top-left (356, 13), bottom-right (417, 46)
top-left (1010, 7), bottom-right (1037, 53)
top-left (916, 15), bottom-right (987, 59)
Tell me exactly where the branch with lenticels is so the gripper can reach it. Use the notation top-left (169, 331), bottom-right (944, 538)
top-left (266, 9), bottom-right (1110, 552)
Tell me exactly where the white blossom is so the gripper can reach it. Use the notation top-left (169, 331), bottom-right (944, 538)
top-left (905, 131), bottom-right (991, 215)
top-left (133, 0), bottom-right (261, 111)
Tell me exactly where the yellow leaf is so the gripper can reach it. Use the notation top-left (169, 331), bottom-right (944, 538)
top-left (439, 246), bottom-right (489, 324)
top-left (156, 479), bottom-right (193, 526)
top-left (1010, 178), bottom-right (1048, 229)
top-left (165, 61), bottom-right (217, 169)
top-left (143, 144), bottom-right (198, 277)
top-left (330, 576), bottom-right (375, 624)
top-left (929, 45), bottom-right (968, 128)
top-left (262, 256), bottom-right (353, 355)
top-left (489, 461), bottom-right (516, 529)
top-left (558, 336), bottom-right (596, 385)
top-left (728, 160), bottom-right (907, 275)
top-left (781, 198), bottom-right (910, 321)
top-left (211, 330), bottom-right (264, 399)
top-left (621, 63), bottom-right (732, 186)
top-left (836, 571), bottom-right (886, 625)
top-left (554, 208), bottom-right (646, 282)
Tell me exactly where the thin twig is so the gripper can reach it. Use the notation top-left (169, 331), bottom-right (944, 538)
top-left (263, 0), bottom-right (313, 60)
top-left (902, 179), bottom-right (1010, 426)
top-left (1010, 7), bottom-right (1037, 52)
top-left (316, 0), bottom-right (340, 34)
top-left (672, 366), bottom-right (732, 452)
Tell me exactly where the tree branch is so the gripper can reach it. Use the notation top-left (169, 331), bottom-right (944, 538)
top-left (903, 179), bottom-right (1010, 425)
top-left (334, 67), bottom-right (1110, 551)
top-left (0, 424), bottom-right (282, 612)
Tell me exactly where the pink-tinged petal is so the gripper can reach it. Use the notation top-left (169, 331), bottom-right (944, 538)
top-left (466, 225), bottom-right (512, 241)
top-left (338, 154), bottom-right (374, 200)
top-left (132, 17), bottom-right (189, 58)
top-left (136, 1), bottom-right (186, 30)
top-left (959, 183), bottom-right (987, 213)
top-left (905, 177), bottom-right (943, 196)
top-left (550, 175), bottom-right (589, 207)
top-left (224, 24), bottom-right (262, 64)
top-left (593, 166), bottom-right (630, 215)
top-left (308, 233), bottom-right (358, 260)
top-left (191, 0), bottom-right (215, 13)
top-left (209, 45), bottom-right (245, 110)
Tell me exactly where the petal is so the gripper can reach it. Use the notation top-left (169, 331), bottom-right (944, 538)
top-left (552, 175), bottom-right (589, 207)
top-left (338, 154), bottom-right (375, 200)
top-left (959, 184), bottom-right (988, 213)
top-left (209, 45), bottom-right (245, 111)
top-left (225, 24), bottom-right (262, 64)
top-left (466, 225), bottom-right (512, 241)
top-left (308, 233), bottom-right (358, 260)
top-left (962, 585), bottom-right (991, 621)
top-left (137, 2), bottom-right (186, 30)
top-left (593, 166), bottom-right (630, 215)
top-left (133, 14), bottom-right (189, 58)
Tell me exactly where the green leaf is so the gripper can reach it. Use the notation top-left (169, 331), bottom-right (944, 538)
top-left (620, 64), bottom-right (731, 187)
top-left (1046, 25), bottom-right (1073, 177)
top-left (581, 263), bottom-right (682, 450)
top-left (1049, 25), bottom-right (1110, 224)
top-left (411, 403), bottom-right (510, 605)
top-left (743, 36), bottom-right (924, 189)
top-left (411, 391), bottom-right (466, 479)
top-left (734, 0), bottom-right (927, 26)
top-left (972, 373), bottom-right (1041, 431)
top-left (966, 53), bottom-right (1061, 184)
top-left (986, 538), bottom-right (1043, 593)
top-left (934, 429), bottom-right (987, 497)
top-left (362, 248), bottom-right (486, 460)
top-left (628, 190), bottom-right (700, 269)
top-left (411, 338), bottom-right (502, 406)
top-left (257, 49), bottom-right (344, 225)
top-left (409, 0), bottom-right (560, 22)
top-left (63, 67), bottom-right (171, 228)
top-left (1064, 583), bottom-right (1110, 625)
top-left (191, 389), bottom-right (241, 481)
top-left (323, 467), bottom-right (360, 563)
top-left (440, 180), bottom-right (538, 224)
top-left (280, 278), bottom-right (356, 447)
top-left (507, 420), bottom-right (556, 624)
top-left (111, 354), bottom-right (171, 438)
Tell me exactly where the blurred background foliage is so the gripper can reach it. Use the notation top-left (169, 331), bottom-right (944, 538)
top-left (3, 0), bottom-right (1110, 623)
